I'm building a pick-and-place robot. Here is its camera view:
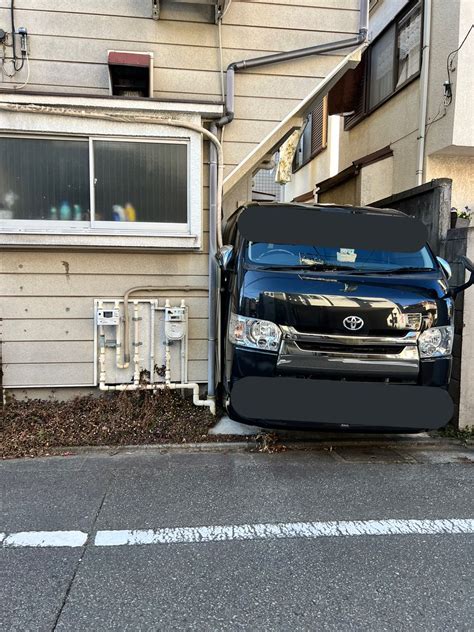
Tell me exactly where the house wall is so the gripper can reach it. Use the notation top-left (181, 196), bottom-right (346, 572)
top-left (427, 155), bottom-right (474, 211)
top-left (287, 0), bottom-right (472, 206)
top-left (0, 0), bottom-right (360, 176)
top-left (0, 0), bottom-right (359, 395)
top-left (459, 226), bottom-right (474, 430)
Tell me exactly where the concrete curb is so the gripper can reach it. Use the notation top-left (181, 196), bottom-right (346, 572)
top-left (28, 434), bottom-right (472, 459)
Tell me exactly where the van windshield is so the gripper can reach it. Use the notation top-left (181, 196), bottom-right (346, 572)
top-left (247, 242), bottom-right (436, 273)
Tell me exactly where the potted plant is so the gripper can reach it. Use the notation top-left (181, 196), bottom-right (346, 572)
top-left (451, 206), bottom-right (472, 228)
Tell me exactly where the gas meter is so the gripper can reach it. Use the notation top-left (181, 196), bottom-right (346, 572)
top-left (97, 307), bottom-right (120, 326)
top-left (165, 305), bottom-right (186, 341)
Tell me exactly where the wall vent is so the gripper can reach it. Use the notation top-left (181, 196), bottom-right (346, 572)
top-left (108, 51), bottom-right (153, 98)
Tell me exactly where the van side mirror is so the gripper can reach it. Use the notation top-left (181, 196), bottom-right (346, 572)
top-left (436, 256), bottom-right (452, 280)
top-left (216, 245), bottom-right (234, 271)
top-left (447, 256), bottom-right (474, 298)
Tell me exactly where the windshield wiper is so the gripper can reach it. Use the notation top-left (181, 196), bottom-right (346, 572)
top-left (382, 267), bottom-right (435, 275)
top-left (256, 264), bottom-right (360, 272)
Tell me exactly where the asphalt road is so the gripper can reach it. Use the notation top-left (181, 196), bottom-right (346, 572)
top-left (1, 443), bottom-right (473, 631)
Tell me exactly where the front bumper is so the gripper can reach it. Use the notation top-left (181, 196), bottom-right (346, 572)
top-left (229, 326), bottom-right (452, 387)
top-left (228, 376), bottom-right (453, 432)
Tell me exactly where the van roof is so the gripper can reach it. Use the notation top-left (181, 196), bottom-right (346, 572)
top-left (235, 202), bottom-right (407, 218)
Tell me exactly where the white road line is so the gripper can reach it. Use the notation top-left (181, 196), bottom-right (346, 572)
top-left (3, 531), bottom-right (87, 548)
top-left (2, 519), bottom-right (473, 549)
top-left (95, 518), bottom-right (474, 547)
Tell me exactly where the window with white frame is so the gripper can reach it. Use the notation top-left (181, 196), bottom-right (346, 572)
top-left (0, 135), bottom-right (190, 232)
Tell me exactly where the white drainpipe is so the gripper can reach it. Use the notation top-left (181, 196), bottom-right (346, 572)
top-left (416, 0), bottom-right (432, 186)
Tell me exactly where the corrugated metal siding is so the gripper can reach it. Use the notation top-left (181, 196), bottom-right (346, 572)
top-left (0, 0), bottom-right (358, 391)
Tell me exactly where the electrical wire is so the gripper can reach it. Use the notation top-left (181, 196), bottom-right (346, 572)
top-left (12, 47), bottom-right (29, 90)
top-left (10, 0), bottom-right (25, 72)
top-left (220, 0), bottom-right (233, 20)
top-left (446, 23), bottom-right (473, 101)
top-left (425, 23), bottom-right (474, 136)
top-left (424, 101), bottom-right (446, 138)
top-left (217, 18), bottom-right (225, 103)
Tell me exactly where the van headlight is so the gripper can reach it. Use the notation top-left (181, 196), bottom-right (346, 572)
top-left (229, 313), bottom-right (282, 352)
top-left (418, 326), bottom-right (454, 358)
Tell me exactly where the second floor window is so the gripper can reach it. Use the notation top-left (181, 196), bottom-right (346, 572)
top-left (370, 1), bottom-right (422, 109)
top-left (343, 0), bottom-right (422, 128)
top-left (293, 96), bottom-right (328, 172)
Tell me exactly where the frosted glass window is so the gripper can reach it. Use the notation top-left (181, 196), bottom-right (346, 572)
top-left (369, 26), bottom-right (396, 110)
top-left (396, 6), bottom-right (421, 88)
top-left (0, 137), bottom-right (90, 221)
top-left (93, 140), bottom-right (188, 224)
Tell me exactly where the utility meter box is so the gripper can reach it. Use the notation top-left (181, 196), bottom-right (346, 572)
top-left (94, 299), bottom-right (188, 386)
top-left (96, 308), bottom-right (121, 326)
top-left (165, 306), bottom-right (186, 340)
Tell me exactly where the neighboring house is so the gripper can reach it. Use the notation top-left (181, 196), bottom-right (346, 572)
top-left (0, 0), bottom-right (367, 402)
top-left (285, 0), bottom-right (474, 212)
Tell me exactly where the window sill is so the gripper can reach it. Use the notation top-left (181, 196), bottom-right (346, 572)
top-left (0, 231), bottom-right (202, 251)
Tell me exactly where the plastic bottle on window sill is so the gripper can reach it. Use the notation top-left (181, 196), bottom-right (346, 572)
top-left (59, 201), bottom-right (72, 221)
top-left (125, 202), bottom-right (136, 222)
top-left (112, 204), bottom-right (125, 221)
top-left (50, 206), bottom-right (58, 220)
top-left (73, 204), bottom-right (82, 221)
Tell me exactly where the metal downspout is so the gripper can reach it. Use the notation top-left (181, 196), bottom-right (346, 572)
top-left (217, 0), bottom-right (369, 127)
top-left (416, 0), bottom-right (432, 186)
top-left (207, 123), bottom-right (219, 403)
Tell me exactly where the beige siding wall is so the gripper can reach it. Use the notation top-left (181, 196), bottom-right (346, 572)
top-left (0, 0), bottom-right (360, 174)
top-left (0, 1), bottom-right (359, 393)
top-left (1, 250), bottom-right (210, 388)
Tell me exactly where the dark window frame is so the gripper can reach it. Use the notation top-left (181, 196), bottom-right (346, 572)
top-left (344, 0), bottom-right (422, 131)
top-left (292, 96), bottom-right (328, 173)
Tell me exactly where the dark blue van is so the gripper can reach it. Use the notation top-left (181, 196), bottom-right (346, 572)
top-left (217, 203), bottom-right (474, 432)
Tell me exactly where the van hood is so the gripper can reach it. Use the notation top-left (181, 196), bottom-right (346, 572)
top-left (238, 269), bottom-right (451, 336)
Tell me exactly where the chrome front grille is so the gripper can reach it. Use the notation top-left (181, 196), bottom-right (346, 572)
top-left (277, 326), bottom-right (420, 379)
top-left (295, 341), bottom-right (405, 355)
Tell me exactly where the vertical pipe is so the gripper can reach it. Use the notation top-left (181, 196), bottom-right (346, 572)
top-left (359, 0), bottom-right (369, 37)
top-left (207, 123), bottom-right (218, 403)
top-left (164, 299), bottom-right (171, 385)
top-left (149, 300), bottom-right (155, 377)
top-left (181, 300), bottom-right (188, 384)
top-left (416, 0), bottom-right (431, 186)
top-left (133, 301), bottom-right (140, 386)
top-left (99, 325), bottom-right (106, 385)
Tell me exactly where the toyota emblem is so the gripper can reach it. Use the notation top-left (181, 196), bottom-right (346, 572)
top-left (343, 315), bottom-right (364, 331)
